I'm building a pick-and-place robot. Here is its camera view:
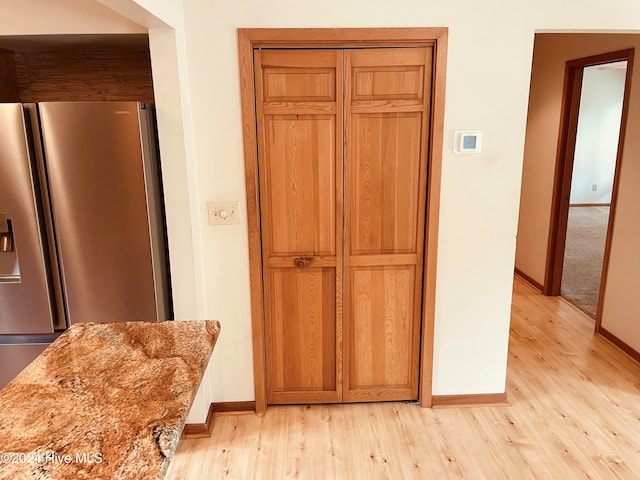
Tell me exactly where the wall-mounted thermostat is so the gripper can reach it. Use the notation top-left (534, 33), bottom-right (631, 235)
top-left (454, 130), bottom-right (483, 153)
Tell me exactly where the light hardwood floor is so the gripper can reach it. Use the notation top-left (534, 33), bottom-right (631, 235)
top-left (166, 276), bottom-right (640, 479)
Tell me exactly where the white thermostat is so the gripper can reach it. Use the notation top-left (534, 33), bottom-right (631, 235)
top-left (454, 130), bottom-right (483, 153)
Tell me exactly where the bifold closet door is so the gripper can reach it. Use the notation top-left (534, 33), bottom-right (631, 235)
top-left (254, 47), bottom-right (431, 405)
top-left (343, 48), bottom-right (431, 402)
top-left (254, 50), bottom-right (344, 404)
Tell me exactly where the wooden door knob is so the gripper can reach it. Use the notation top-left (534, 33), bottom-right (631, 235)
top-left (294, 257), bottom-right (313, 267)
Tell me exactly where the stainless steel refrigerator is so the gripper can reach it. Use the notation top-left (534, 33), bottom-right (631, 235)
top-left (0, 102), bottom-right (172, 388)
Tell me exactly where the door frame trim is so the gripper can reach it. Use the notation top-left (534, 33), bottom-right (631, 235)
top-left (544, 49), bottom-right (634, 329)
top-left (238, 27), bottom-right (448, 412)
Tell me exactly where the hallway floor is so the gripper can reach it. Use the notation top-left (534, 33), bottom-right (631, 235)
top-left (166, 276), bottom-right (640, 479)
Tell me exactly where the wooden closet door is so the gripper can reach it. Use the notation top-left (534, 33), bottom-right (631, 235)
top-left (344, 48), bottom-right (432, 402)
top-left (254, 50), bottom-right (344, 404)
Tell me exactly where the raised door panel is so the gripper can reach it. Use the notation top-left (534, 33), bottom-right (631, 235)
top-left (353, 68), bottom-right (423, 100)
top-left (255, 49), bottom-right (343, 404)
top-left (350, 112), bottom-right (421, 255)
top-left (344, 47), bottom-right (432, 402)
top-left (262, 70), bottom-right (335, 102)
top-left (266, 268), bottom-right (337, 403)
top-left (349, 266), bottom-right (416, 399)
top-left (263, 115), bottom-right (336, 256)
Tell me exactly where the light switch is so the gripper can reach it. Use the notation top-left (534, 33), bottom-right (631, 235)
top-left (208, 201), bottom-right (240, 225)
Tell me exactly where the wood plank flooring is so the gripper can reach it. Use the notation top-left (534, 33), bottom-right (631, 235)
top-left (165, 276), bottom-right (640, 479)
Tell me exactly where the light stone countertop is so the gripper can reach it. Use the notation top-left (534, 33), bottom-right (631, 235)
top-left (0, 320), bottom-right (220, 480)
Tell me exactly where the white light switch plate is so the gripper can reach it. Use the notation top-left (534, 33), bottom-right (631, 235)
top-left (208, 201), bottom-right (240, 225)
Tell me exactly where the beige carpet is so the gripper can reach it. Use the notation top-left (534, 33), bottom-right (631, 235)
top-left (561, 206), bottom-right (609, 318)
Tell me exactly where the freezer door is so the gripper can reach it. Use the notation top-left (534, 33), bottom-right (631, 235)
top-left (0, 104), bottom-right (56, 334)
top-left (38, 102), bottom-right (162, 324)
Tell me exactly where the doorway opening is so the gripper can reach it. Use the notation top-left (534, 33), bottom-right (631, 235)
top-left (546, 49), bottom-right (634, 324)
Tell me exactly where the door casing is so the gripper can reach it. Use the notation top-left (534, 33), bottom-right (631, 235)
top-left (238, 27), bottom-right (448, 412)
top-left (544, 48), bottom-right (634, 331)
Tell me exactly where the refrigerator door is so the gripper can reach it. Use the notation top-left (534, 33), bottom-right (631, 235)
top-left (38, 102), bottom-right (165, 324)
top-left (0, 104), bottom-right (56, 335)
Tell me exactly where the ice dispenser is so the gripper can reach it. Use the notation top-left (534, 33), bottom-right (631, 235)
top-left (0, 212), bottom-right (20, 282)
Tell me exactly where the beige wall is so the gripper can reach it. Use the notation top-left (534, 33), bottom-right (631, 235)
top-left (515, 33), bottom-right (640, 351)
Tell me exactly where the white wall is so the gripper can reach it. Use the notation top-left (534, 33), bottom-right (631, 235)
top-left (570, 65), bottom-right (626, 204)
